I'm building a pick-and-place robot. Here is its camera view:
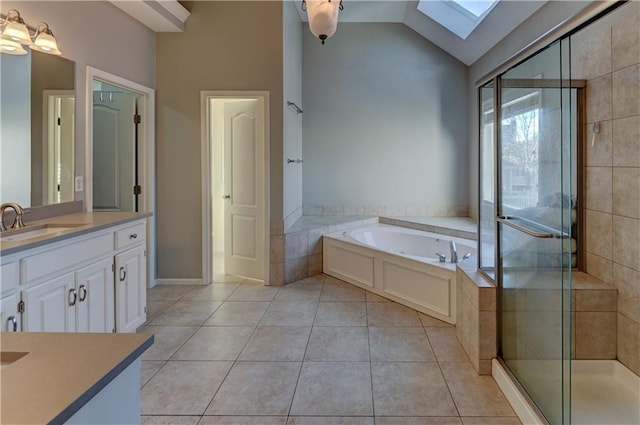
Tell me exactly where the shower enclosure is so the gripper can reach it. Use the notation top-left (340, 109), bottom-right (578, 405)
top-left (480, 22), bottom-right (579, 425)
top-left (479, 2), bottom-right (640, 424)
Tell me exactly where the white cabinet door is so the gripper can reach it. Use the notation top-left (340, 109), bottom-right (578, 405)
top-left (115, 245), bottom-right (146, 333)
top-left (0, 293), bottom-right (20, 332)
top-left (75, 258), bottom-right (115, 333)
top-left (22, 272), bottom-right (76, 332)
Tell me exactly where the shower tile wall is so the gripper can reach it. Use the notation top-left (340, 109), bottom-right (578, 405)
top-left (574, 3), bottom-right (640, 376)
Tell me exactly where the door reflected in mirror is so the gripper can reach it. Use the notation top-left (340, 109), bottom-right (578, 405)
top-left (0, 50), bottom-right (75, 208)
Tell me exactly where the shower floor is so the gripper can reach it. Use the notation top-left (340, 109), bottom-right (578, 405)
top-left (572, 360), bottom-right (640, 425)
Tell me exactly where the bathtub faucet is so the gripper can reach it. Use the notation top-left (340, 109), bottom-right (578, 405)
top-left (449, 241), bottom-right (458, 264)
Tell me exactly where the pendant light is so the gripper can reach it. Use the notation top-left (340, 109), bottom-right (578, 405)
top-left (302, 0), bottom-right (343, 44)
top-left (31, 23), bottom-right (62, 55)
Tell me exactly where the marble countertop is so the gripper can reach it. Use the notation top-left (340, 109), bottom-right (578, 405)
top-left (0, 211), bottom-right (152, 256)
top-left (0, 332), bottom-right (153, 424)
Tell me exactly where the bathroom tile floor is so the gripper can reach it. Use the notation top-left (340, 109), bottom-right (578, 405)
top-left (140, 274), bottom-right (521, 425)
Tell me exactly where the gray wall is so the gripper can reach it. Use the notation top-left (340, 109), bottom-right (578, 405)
top-left (283, 1), bottom-right (303, 224)
top-left (156, 1), bottom-right (284, 279)
top-left (302, 23), bottom-right (469, 214)
top-left (2, 0), bottom-right (156, 208)
top-left (467, 1), bottom-right (592, 218)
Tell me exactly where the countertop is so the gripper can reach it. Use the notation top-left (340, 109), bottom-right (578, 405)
top-left (0, 211), bottom-right (152, 256)
top-left (0, 332), bottom-right (153, 425)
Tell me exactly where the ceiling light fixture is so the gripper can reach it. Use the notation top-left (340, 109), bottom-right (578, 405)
top-left (302, 0), bottom-right (343, 45)
top-left (0, 9), bottom-right (62, 56)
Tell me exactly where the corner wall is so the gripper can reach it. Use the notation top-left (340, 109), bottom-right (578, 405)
top-left (156, 1), bottom-right (284, 280)
top-left (302, 23), bottom-right (469, 217)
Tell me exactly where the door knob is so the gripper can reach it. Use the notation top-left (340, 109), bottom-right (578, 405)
top-left (223, 194), bottom-right (231, 199)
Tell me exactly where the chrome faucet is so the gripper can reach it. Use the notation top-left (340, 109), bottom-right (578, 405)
top-left (449, 240), bottom-right (458, 264)
top-left (0, 202), bottom-right (26, 231)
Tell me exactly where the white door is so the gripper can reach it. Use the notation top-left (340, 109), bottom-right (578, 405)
top-left (75, 258), bottom-right (115, 333)
top-left (93, 93), bottom-right (136, 212)
top-left (115, 245), bottom-right (146, 333)
top-left (56, 96), bottom-right (75, 203)
top-left (22, 272), bottom-right (76, 332)
top-left (223, 99), bottom-right (265, 280)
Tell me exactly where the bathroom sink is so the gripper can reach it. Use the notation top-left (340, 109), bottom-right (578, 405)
top-left (0, 351), bottom-right (28, 369)
top-left (0, 223), bottom-right (86, 242)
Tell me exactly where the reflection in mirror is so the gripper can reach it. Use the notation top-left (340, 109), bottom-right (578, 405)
top-left (92, 80), bottom-right (142, 212)
top-left (0, 50), bottom-right (75, 208)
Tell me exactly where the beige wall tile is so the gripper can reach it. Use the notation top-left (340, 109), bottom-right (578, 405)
top-left (613, 263), bottom-right (640, 323)
top-left (270, 220), bottom-right (284, 235)
top-left (574, 289), bottom-right (617, 312)
top-left (612, 64), bottom-right (640, 119)
top-left (585, 210), bottom-right (613, 259)
top-left (612, 4), bottom-right (640, 71)
top-left (617, 313), bottom-right (640, 375)
top-left (613, 116), bottom-right (640, 167)
top-left (406, 206), bottom-right (428, 217)
top-left (285, 257), bottom-right (308, 283)
top-left (613, 167), bottom-right (640, 219)
top-left (585, 120), bottom-right (613, 166)
top-left (307, 253), bottom-right (323, 276)
top-left (323, 205), bottom-right (344, 216)
top-left (269, 262), bottom-right (285, 286)
top-left (575, 312), bottom-right (617, 359)
top-left (385, 206), bottom-right (407, 216)
top-left (307, 228), bottom-right (326, 255)
top-left (612, 215), bottom-right (640, 271)
top-left (585, 166), bottom-right (613, 213)
top-left (270, 235), bottom-right (285, 263)
top-left (285, 231), bottom-right (308, 260)
top-left (586, 75), bottom-right (612, 123)
top-left (572, 21), bottom-right (612, 79)
top-left (478, 311), bottom-right (497, 360)
top-left (585, 253), bottom-right (613, 284)
top-left (477, 360), bottom-right (492, 376)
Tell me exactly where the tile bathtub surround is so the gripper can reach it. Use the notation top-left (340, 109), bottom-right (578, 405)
top-left (140, 275), bottom-right (521, 424)
top-left (302, 204), bottom-right (470, 217)
top-left (575, 3), bottom-right (640, 376)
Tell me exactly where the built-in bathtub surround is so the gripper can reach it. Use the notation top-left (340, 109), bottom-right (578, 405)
top-left (456, 261), bottom-right (497, 375)
top-left (573, 2), bottom-right (640, 376)
top-left (303, 204), bottom-right (469, 218)
top-left (323, 224), bottom-right (477, 324)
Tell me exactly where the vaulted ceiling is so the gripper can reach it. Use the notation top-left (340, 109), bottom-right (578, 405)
top-left (112, 0), bottom-right (547, 66)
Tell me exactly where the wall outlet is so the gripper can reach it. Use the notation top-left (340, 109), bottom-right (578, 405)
top-left (75, 176), bottom-right (83, 192)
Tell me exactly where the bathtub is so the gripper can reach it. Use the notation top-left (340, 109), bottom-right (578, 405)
top-left (323, 224), bottom-right (476, 324)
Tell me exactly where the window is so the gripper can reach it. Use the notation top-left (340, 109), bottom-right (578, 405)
top-left (417, 0), bottom-right (500, 40)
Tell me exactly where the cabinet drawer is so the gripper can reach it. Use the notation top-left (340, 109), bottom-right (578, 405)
top-left (1, 262), bottom-right (18, 293)
top-left (21, 233), bottom-right (113, 284)
top-left (115, 222), bottom-right (146, 250)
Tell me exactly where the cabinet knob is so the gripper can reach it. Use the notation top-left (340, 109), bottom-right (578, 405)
top-left (7, 315), bottom-right (17, 332)
top-left (68, 288), bottom-right (77, 306)
top-left (79, 284), bottom-right (87, 302)
top-left (119, 266), bottom-right (127, 282)
top-left (129, 233), bottom-right (138, 239)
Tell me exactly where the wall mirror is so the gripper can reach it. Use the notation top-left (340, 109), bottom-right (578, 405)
top-left (0, 50), bottom-right (75, 208)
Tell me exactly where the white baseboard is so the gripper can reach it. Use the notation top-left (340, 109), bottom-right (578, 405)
top-left (154, 278), bottom-right (205, 286)
top-left (492, 359), bottom-right (546, 425)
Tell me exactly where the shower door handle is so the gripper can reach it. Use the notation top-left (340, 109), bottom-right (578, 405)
top-left (497, 216), bottom-right (554, 239)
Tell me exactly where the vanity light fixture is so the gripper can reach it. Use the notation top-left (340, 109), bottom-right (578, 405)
top-left (0, 38), bottom-right (27, 55)
top-left (302, 0), bottom-right (343, 45)
top-left (0, 9), bottom-right (62, 56)
top-left (31, 23), bottom-right (62, 55)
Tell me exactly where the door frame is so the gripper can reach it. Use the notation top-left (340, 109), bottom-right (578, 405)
top-left (200, 91), bottom-right (271, 285)
top-left (85, 66), bottom-right (156, 288)
top-left (43, 89), bottom-right (75, 205)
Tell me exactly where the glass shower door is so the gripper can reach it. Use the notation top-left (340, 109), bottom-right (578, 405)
top-left (497, 38), bottom-right (574, 425)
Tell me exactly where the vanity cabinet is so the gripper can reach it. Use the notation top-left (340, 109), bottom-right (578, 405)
top-left (1, 293), bottom-right (20, 332)
top-left (115, 245), bottom-right (146, 333)
top-left (0, 216), bottom-right (148, 334)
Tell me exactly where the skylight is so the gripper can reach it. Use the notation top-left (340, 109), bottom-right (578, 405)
top-left (417, 0), bottom-right (500, 40)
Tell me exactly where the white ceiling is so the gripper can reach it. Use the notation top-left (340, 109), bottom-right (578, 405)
top-left (295, 0), bottom-right (547, 65)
